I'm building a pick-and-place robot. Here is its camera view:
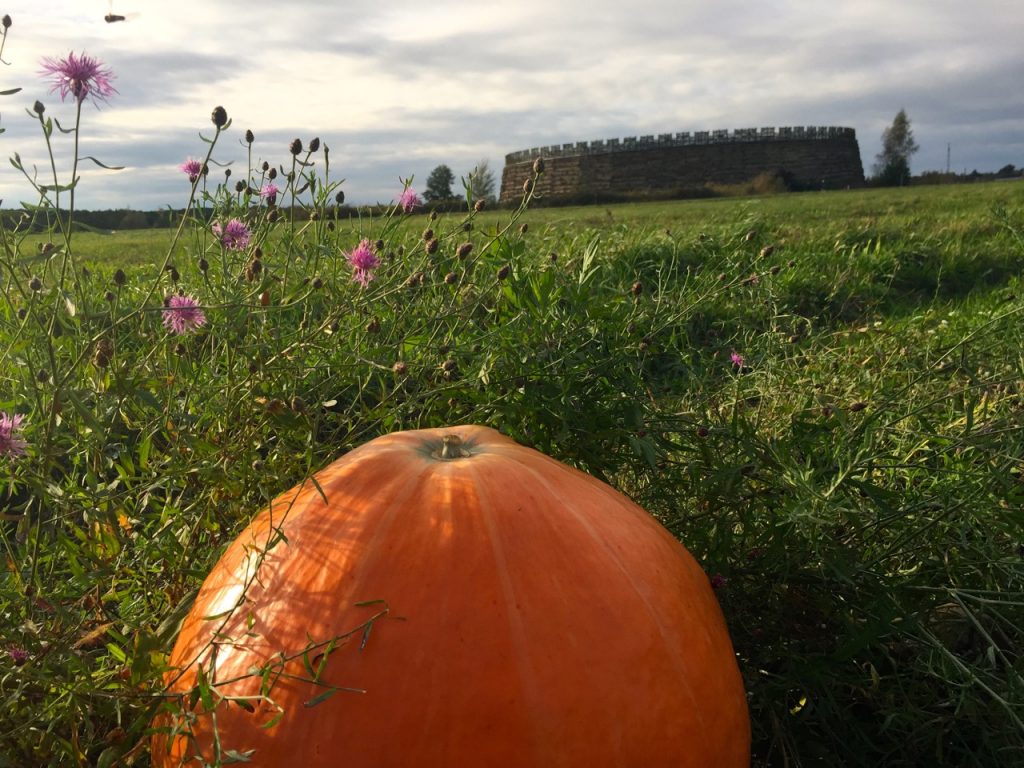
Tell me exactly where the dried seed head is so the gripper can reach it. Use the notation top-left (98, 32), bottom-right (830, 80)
top-left (235, 180), bottom-right (247, 193)
top-left (211, 106), bottom-right (228, 128)
top-left (289, 138), bottom-right (303, 156)
top-left (2, 15), bottom-right (11, 29)
top-left (519, 223), bottom-right (528, 234)
top-left (444, 271), bottom-right (458, 285)
top-left (265, 398), bottom-right (286, 415)
top-left (422, 228), bottom-right (434, 241)
top-left (441, 358), bottom-right (458, 373)
top-left (104, 290), bottom-right (116, 302)
top-left (290, 396), bottom-right (306, 414)
top-left (93, 339), bottom-right (114, 368)
top-left (759, 245), bottom-right (775, 259)
top-left (29, 276), bottom-right (42, 292)
top-left (456, 242), bottom-right (473, 259)
top-left (532, 157), bottom-right (545, 174)
top-left (426, 238), bottom-right (440, 255)
top-left (631, 281), bottom-right (643, 297)
top-left (523, 178), bottom-right (534, 194)
top-left (473, 199), bottom-right (485, 212)
top-left (392, 361), bottom-right (407, 375)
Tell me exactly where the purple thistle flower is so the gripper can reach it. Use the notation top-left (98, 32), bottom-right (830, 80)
top-left (397, 187), bottom-right (421, 213)
top-left (7, 646), bottom-right (29, 665)
top-left (162, 294), bottom-right (207, 335)
top-left (730, 351), bottom-right (745, 368)
top-left (0, 412), bottom-right (27, 459)
top-left (39, 51), bottom-right (116, 106)
top-left (212, 218), bottom-right (251, 250)
top-left (260, 183), bottom-right (279, 205)
top-left (180, 158), bottom-right (203, 183)
top-left (347, 239), bottom-right (381, 287)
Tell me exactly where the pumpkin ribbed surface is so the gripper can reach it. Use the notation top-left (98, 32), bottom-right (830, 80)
top-left (152, 425), bottom-right (750, 766)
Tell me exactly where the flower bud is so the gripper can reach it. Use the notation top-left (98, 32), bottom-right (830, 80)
top-left (32, 100), bottom-right (45, 115)
top-left (211, 106), bottom-right (228, 128)
top-left (533, 157), bottom-right (545, 174)
top-left (392, 361), bottom-right (407, 375)
top-left (2, 15), bottom-right (11, 29)
top-left (289, 138), bottom-right (303, 155)
top-left (245, 129), bottom-right (255, 144)
top-left (309, 137), bottom-right (321, 152)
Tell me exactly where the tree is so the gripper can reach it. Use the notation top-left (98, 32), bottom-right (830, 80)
top-left (873, 109), bottom-right (919, 186)
top-left (424, 164), bottom-right (455, 202)
top-left (466, 159), bottom-right (497, 204)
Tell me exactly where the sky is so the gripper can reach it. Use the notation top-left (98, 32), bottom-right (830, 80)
top-left (0, 0), bottom-right (1020, 210)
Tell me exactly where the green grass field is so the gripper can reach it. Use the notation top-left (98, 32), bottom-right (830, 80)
top-left (2, 179), bottom-right (1023, 765)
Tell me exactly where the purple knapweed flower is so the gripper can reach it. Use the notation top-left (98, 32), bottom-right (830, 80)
top-left (180, 158), bottom-right (203, 183)
top-left (212, 218), bottom-right (251, 250)
top-left (260, 183), bottom-right (279, 205)
top-left (39, 51), bottom-right (116, 106)
top-left (7, 646), bottom-right (29, 665)
top-left (0, 412), bottom-right (27, 459)
top-left (730, 351), bottom-right (745, 368)
top-left (397, 187), bottom-right (421, 213)
top-left (710, 574), bottom-right (728, 590)
top-left (347, 239), bottom-right (381, 287)
top-left (162, 294), bottom-right (207, 335)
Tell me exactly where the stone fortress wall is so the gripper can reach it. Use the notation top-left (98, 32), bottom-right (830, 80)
top-left (499, 126), bottom-right (865, 204)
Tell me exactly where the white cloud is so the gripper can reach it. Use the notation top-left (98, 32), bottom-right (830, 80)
top-left (0, 0), bottom-right (1021, 208)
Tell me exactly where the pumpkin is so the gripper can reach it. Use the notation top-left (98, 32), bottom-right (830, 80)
top-left (152, 425), bottom-right (749, 766)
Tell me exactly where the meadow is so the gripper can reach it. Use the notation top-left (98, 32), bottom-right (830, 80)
top-left (2, 131), bottom-right (1023, 768)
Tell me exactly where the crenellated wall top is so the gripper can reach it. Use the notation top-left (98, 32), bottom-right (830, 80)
top-left (504, 126), bottom-right (858, 164)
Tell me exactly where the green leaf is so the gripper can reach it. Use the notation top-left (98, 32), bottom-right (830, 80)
top-left (303, 687), bottom-right (340, 708)
top-left (78, 155), bottom-right (126, 171)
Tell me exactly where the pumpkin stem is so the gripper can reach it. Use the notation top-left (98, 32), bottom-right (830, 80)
top-left (439, 434), bottom-right (470, 460)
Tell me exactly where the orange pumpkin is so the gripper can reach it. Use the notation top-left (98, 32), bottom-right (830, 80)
top-left (152, 425), bottom-right (749, 767)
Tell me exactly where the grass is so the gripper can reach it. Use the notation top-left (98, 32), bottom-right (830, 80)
top-left (2, 172), bottom-right (1023, 766)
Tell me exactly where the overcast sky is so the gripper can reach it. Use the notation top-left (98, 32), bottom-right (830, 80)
top-left (0, 0), bottom-right (1020, 210)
